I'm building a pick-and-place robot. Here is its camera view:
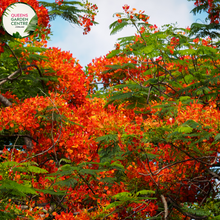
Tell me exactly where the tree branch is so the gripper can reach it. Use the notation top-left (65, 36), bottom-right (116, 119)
top-left (0, 94), bottom-right (12, 106)
top-left (161, 195), bottom-right (168, 220)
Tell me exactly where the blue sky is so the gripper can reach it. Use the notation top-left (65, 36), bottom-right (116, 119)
top-left (45, 0), bottom-right (206, 67)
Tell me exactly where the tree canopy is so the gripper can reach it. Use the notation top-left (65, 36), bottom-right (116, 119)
top-left (0, 0), bottom-right (219, 219)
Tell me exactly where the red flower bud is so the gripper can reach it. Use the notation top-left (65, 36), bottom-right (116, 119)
top-left (167, 117), bottom-right (175, 125)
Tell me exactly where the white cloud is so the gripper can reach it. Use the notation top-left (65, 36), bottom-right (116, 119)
top-left (47, 0), bottom-right (196, 67)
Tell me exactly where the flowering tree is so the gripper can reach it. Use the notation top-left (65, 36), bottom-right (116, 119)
top-left (0, 0), bottom-right (98, 219)
top-left (0, 0), bottom-right (219, 219)
top-left (87, 1), bottom-right (220, 219)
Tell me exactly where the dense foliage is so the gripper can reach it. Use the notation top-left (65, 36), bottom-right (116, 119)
top-left (0, 0), bottom-right (219, 219)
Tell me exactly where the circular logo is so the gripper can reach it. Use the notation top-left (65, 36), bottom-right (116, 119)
top-left (2, 2), bottom-right (38, 38)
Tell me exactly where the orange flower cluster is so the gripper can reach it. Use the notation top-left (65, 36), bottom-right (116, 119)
top-left (116, 4), bottom-right (150, 24)
top-left (87, 55), bottom-right (151, 85)
top-left (78, 2), bottom-right (98, 34)
top-left (55, 0), bottom-right (63, 6)
top-left (36, 47), bottom-right (90, 105)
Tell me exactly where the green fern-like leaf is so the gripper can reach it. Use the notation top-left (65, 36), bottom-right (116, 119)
top-left (54, 178), bottom-right (77, 187)
top-left (109, 19), bottom-right (131, 35)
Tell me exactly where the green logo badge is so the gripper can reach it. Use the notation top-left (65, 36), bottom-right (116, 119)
top-left (2, 2), bottom-right (38, 38)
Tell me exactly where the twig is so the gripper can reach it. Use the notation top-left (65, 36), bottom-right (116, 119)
top-left (151, 58), bottom-right (177, 82)
top-left (77, 171), bottom-right (96, 195)
top-left (101, 207), bottom-right (122, 220)
top-left (168, 196), bottom-right (208, 219)
top-left (0, 64), bottom-right (46, 91)
top-left (125, 203), bottom-right (149, 219)
top-left (140, 159), bottom-right (158, 188)
top-left (161, 195), bottom-right (168, 220)
top-left (138, 157), bottom-right (215, 177)
top-left (131, 20), bottom-right (147, 47)
top-left (4, 42), bottom-right (23, 81)
top-left (11, 136), bottom-right (20, 161)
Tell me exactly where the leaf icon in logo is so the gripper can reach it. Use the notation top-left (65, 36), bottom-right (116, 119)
top-left (12, 32), bottom-right (22, 38)
top-left (24, 14), bottom-right (38, 34)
